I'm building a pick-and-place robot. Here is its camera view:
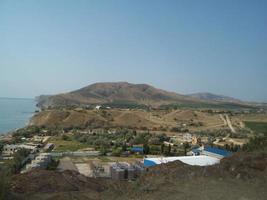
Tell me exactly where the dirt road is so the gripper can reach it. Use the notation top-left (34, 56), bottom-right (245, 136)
top-left (219, 114), bottom-right (236, 133)
top-left (225, 114), bottom-right (236, 133)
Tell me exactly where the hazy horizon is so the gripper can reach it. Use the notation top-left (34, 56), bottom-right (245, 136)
top-left (1, 0), bottom-right (267, 102)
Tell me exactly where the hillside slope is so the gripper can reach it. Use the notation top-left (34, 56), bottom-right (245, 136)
top-left (188, 92), bottom-right (242, 103)
top-left (37, 82), bottom-right (198, 108)
top-left (29, 109), bottom-right (223, 130)
top-left (36, 82), bottom-right (260, 110)
top-left (6, 151), bottom-right (267, 200)
top-left (103, 151), bottom-right (267, 200)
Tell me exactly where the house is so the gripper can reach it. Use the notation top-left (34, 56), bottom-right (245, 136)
top-left (131, 146), bottom-right (144, 153)
top-left (110, 162), bottom-right (145, 180)
top-left (95, 105), bottom-right (102, 110)
top-left (44, 143), bottom-right (54, 151)
top-left (163, 141), bottom-right (174, 146)
top-left (2, 143), bottom-right (40, 156)
top-left (25, 153), bottom-right (52, 171)
top-left (33, 136), bottom-right (43, 143)
top-left (2, 144), bottom-right (20, 156)
top-left (19, 143), bottom-right (42, 152)
top-left (183, 133), bottom-right (192, 142)
top-left (110, 162), bottom-right (129, 180)
top-left (33, 136), bottom-right (47, 143)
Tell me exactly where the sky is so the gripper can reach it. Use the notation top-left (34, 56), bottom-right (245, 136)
top-left (0, 0), bottom-right (267, 102)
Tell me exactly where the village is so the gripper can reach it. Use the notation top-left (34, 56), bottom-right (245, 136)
top-left (0, 125), bottom-right (235, 181)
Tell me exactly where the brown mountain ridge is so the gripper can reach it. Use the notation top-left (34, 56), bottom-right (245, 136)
top-left (36, 82), bottom-right (255, 109)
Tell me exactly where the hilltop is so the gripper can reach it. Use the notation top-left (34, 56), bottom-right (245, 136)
top-left (36, 82), bottom-right (257, 110)
top-left (36, 82), bottom-right (192, 108)
top-left (188, 92), bottom-right (242, 103)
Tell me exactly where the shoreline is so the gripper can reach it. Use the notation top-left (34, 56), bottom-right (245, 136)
top-left (0, 113), bottom-right (34, 136)
top-left (0, 98), bottom-right (37, 136)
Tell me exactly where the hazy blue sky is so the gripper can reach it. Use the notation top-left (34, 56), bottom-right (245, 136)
top-left (0, 0), bottom-right (267, 102)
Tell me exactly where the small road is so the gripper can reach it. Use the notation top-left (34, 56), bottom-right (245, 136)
top-left (225, 114), bottom-right (236, 133)
top-left (219, 114), bottom-right (227, 126)
top-left (219, 114), bottom-right (236, 133)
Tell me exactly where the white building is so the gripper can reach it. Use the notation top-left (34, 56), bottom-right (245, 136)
top-left (144, 155), bottom-right (220, 167)
top-left (44, 143), bottom-right (54, 151)
top-left (25, 153), bottom-right (52, 171)
top-left (95, 105), bottom-right (102, 110)
top-left (183, 133), bottom-right (192, 142)
top-left (2, 144), bottom-right (20, 156)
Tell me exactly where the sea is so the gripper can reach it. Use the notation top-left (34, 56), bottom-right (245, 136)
top-left (0, 98), bottom-right (36, 135)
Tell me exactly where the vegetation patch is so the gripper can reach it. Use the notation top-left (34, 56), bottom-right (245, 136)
top-left (244, 121), bottom-right (267, 135)
top-left (49, 136), bottom-right (89, 152)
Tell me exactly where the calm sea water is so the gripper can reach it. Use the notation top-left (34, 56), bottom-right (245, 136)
top-left (0, 98), bottom-right (36, 135)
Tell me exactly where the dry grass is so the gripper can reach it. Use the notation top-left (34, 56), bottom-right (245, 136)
top-left (31, 109), bottom-right (227, 132)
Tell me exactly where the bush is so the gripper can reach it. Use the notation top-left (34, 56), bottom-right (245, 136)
top-left (0, 170), bottom-right (9, 200)
top-left (0, 142), bottom-right (4, 153)
top-left (242, 136), bottom-right (267, 152)
top-left (47, 159), bottom-right (59, 170)
top-left (111, 148), bottom-right (122, 156)
top-left (99, 146), bottom-right (108, 156)
top-left (148, 137), bottom-right (161, 145)
top-left (170, 127), bottom-right (181, 132)
top-left (157, 133), bottom-right (169, 143)
top-left (9, 149), bottom-right (31, 174)
top-left (62, 134), bottom-right (71, 141)
top-left (149, 145), bottom-right (161, 155)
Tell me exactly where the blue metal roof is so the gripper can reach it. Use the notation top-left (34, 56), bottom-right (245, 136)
top-left (204, 146), bottom-right (232, 157)
top-left (131, 147), bottom-right (144, 153)
top-left (144, 159), bottom-right (157, 167)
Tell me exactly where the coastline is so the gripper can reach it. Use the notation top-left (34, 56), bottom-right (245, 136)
top-left (0, 112), bottom-right (35, 135)
top-left (0, 98), bottom-right (36, 135)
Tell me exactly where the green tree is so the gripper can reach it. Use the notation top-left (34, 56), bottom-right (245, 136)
top-left (167, 144), bottom-right (171, 156)
top-left (62, 134), bottom-right (71, 141)
top-left (112, 147), bottom-right (122, 156)
top-left (148, 137), bottom-right (161, 145)
top-left (143, 143), bottom-right (150, 154)
top-left (242, 136), bottom-right (267, 152)
top-left (0, 141), bottom-right (4, 153)
top-left (183, 142), bottom-right (190, 156)
top-left (99, 146), bottom-right (108, 156)
top-left (158, 133), bottom-right (169, 142)
top-left (122, 142), bottom-right (127, 151)
top-left (0, 170), bottom-right (9, 200)
top-left (161, 144), bottom-right (165, 154)
top-left (9, 149), bottom-right (30, 174)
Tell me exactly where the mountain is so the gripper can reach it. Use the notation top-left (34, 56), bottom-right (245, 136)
top-left (36, 82), bottom-right (204, 108)
top-left (36, 82), bottom-right (257, 110)
top-left (188, 92), bottom-right (242, 103)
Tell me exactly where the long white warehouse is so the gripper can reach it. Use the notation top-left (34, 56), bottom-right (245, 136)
top-left (144, 155), bottom-right (220, 167)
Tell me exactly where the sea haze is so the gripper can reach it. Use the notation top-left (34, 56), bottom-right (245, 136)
top-left (0, 98), bottom-right (36, 134)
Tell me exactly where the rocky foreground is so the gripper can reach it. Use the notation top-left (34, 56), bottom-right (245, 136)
top-left (5, 151), bottom-right (267, 200)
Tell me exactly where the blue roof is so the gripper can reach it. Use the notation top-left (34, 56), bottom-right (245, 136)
top-left (131, 147), bottom-right (144, 152)
top-left (144, 159), bottom-right (157, 167)
top-left (204, 146), bottom-right (232, 157)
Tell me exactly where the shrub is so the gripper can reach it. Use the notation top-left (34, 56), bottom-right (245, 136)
top-left (111, 148), bottom-right (122, 156)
